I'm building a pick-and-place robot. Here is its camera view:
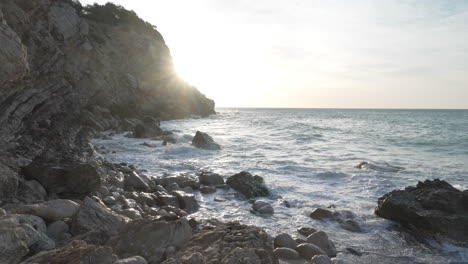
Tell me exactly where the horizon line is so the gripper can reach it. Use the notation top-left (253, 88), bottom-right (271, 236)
top-left (215, 106), bottom-right (468, 110)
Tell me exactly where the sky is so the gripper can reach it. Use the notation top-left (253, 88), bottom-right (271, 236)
top-left (80, 0), bottom-right (468, 109)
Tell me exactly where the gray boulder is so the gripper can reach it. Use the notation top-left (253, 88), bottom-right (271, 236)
top-left (46, 220), bottom-right (70, 245)
top-left (295, 243), bottom-right (326, 260)
top-left (200, 186), bottom-right (216, 194)
top-left (309, 208), bottom-right (334, 220)
top-left (306, 231), bottom-right (337, 257)
top-left (15, 199), bottom-right (79, 221)
top-left (124, 172), bottom-right (150, 191)
top-left (226, 171), bottom-right (270, 199)
top-left (311, 255), bottom-right (333, 264)
top-left (191, 131), bottom-right (221, 150)
top-left (17, 180), bottom-right (47, 203)
top-left (198, 172), bottom-right (224, 185)
top-left (297, 227), bottom-right (317, 237)
top-left (252, 201), bottom-right (274, 215)
top-left (273, 247), bottom-right (301, 260)
top-left (274, 233), bottom-right (298, 249)
top-left (171, 190), bottom-right (199, 213)
top-left (0, 163), bottom-right (19, 201)
top-left (114, 256), bottom-right (148, 264)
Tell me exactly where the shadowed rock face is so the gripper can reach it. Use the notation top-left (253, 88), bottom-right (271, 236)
top-left (0, 0), bottom-right (214, 201)
top-left (375, 179), bottom-right (468, 246)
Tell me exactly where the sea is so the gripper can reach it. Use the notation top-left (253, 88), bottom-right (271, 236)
top-left (93, 108), bottom-right (468, 264)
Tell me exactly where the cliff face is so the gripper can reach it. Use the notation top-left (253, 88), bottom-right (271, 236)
top-left (0, 0), bottom-right (214, 200)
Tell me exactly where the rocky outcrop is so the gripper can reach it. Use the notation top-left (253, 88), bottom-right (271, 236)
top-left (226, 171), bottom-right (270, 199)
top-left (375, 179), bottom-right (468, 246)
top-left (191, 131), bottom-right (221, 150)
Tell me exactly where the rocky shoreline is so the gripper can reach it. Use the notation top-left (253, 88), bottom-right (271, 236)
top-left (1, 1), bottom-right (466, 264)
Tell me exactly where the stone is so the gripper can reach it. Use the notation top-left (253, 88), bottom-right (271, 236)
top-left (15, 199), bottom-right (79, 221)
top-left (14, 214), bottom-right (47, 234)
top-left (0, 208), bottom-right (6, 217)
top-left (298, 227), bottom-right (317, 237)
top-left (201, 186), bottom-right (217, 194)
top-left (199, 172), bottom-right (224, 185)
top-left (339, 219), bottom-right (361, 233)
top-left (274, 233), bottom-right (298, 249)
top-left (375, 179), bottom-right (468, 246)
top-left (309, 208), bottom-right (334, 220)
top-left (191, 131), bottom-right (221, 150)
top-left (17, 180), bottom-right (47, 202)
top-left (0, 217), bottom-right (31, 264)
top-left (120, 208), bottom-right (142, 219)
top-left (20, 223), bottom-right (55, 254)
top-left (107, 218), bottom-right (192, 263)
top-left (155, 175), bottom-right (201, 190)
top-left (220, 248), bottom-right (261, 263)
top-left (71, 197), bottom-right (127, 236)
top-left (124, 172), bottom-right (150, 191)
top-left (311, 255), bottom-right (333, 264)
top-left (0, 163), bottom-right (19, 201)
top-left (273, 247), bottom-right (301, 259)
top-left (306, 231), bottom-right (337, 257)
top-left (181, 252), bottom-right (205, 264)
top-left (133, 122), bottom-right (163, 138)
top-left (157, 193), bottom-right (180, 208)
top-left (171, 190), bottom-right (199, 213)
top-left (48, 1), bottom-right (81, 40)
top-left (142, 142), bottom-right (157, 148)
top-left (46, 220), bottom-right (69, 244)
top-left (226, 171), bottom-right (270, 199)
top-left (252, 200), bottom-right (274, 215)
top-left (114, 256), bottom-right (148, 264)
top-left (295, 243), bottom-right (326, 260)
top-left (22, 162), bottom-right (102, 196)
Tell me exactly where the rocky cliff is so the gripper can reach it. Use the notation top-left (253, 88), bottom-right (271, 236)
top-left (0, 0), bottom-right (214, 201)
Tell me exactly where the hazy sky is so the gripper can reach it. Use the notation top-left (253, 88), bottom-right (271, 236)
top-left (81, 0), bottom-right (468, 108)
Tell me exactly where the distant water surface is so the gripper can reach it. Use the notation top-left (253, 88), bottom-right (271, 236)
top-left (95, 108), bottom-right (468, 264)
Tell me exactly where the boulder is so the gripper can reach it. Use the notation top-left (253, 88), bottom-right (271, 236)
top-left (107, 218), bottom-right (192, 263)
top-left (375, 179), bottom-right (468, 246)
top-left (252, 201), bottom-right (274, 215)
top-left (311, 255), bottom-right (333, 264)
top-left (297, 227), bottom-right (317, 237)
top-left (22, 162), bottom-right (102, 196)
top-left (191, 131), bottom-right (221, 150)
top-left (156, 193), bottom-right (180, 208)
top-left (200, 186), bottom-right (217, 194)
top-left (114, 256), bottom-right (148, 264)
top-left (226, 171), bottom-right (270, 199)
top-left (295, 243), bottom-right (326, 260)
top-left (0, 217), bottom-right (32, 264)
top-left (71, 197), bottom-right (127, 236)
top-left (46, 220), bottom-right (69, 245)
top-left (199, 172), bottom-right (224, 185)
top-left (339, 219), bottom-right (361, 233)
top-left (15, 199), bottom-right (79, 221)
top-left (309, 208), bottom-right (334, 220)
top-left (124, 172), bottom-right (150, 191)
top-left (0, 163), bottom-right (19, 201)
top-left (171, 190), bottom-right (199, 213)
top-left (274, 233), bottom-right (298, 249)
top-left (17, 180), bottom-right (47, 202)
top-left (155, 175), bottom-right (200, 190)
top-left (133, 122), bottom-right (162, 138)
top-left (273, 247), bottom-right (301, 260)
top-left (306, 231), bottom-right (337, 257)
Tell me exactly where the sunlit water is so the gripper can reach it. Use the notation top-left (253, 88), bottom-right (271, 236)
top-left (94, 108), bottom-right (468, 264)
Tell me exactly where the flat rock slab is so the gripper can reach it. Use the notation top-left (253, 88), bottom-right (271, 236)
top-left (15, 199), bottom-right (79, 221)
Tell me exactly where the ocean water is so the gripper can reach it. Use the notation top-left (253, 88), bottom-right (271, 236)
top-left (94, 108), bottom-right (468, 264)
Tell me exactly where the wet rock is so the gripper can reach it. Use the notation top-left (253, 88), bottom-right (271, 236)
top-left (311, 255), bottom-right (333, 264)
top-left (155, 175), bottom-right (200, 190)
top-left (120, 208), bottom-right (142, 219)
top-left (200, 186), bottom-right (217, 194)
top-left (21, 240), bottom-right (115, 264)
top-left (191, 131), bottom-right (221, 150)
top-left (375, 179), bottom-right (468, 246)
top-left (309, 208), bottom-right (334, 220)
top-left (199, 172), bottom-right (224, 185)
top-left (142, 142), bottom-right (158, 148)
top-left (252, 201), bottom-right (274, 215)
top-left (124, 172), bottom-right (150, 191)
top-left (273, 247), bottom-right (301, 259)
top-left (133, 121), bottom-right (163, 138)
top-left (71, 197), bottom-right (127, 236)
top-left (226, 171), bottom-right (270, 199)
top-left (306, 231), bottom-right (337, 257)
top-left (339, 219), bottom-right (361, 233)
top-left (115, 256), bottom-right (148, 264)
top-left (295, 243), bottom-right (326, 260)
top-left (162, 135), bottom-right (177, 144)
top-left (297, 227), bottom-right (317, 237)
top-left (107, 218), bottom-right (192, 263)
top-left (274, 233), bottom-right (298, 249)
top-left (157, 193), bottom-right (180, 208)
top-left (0, 163), bottom-right (19, 201)
top-left (22, 162), bottom-right (102, 196)
top-left (15, 199), bottom-right (79, 221)
top-left (171, 190), bottom-right (199, 213)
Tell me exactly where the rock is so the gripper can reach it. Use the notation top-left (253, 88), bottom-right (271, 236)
top-left (191, 131), bottom-right (221, 150)
top-left (311, 255), bottom-right (333, 264)
top-left (221, 248), bottom-right (261, 263)
top-left (0, 163), bottom-right (19, 201)
top-left (0, 217), bottom-right (31, 264)
top-left (17, 180), bottom-right (47, 202)
top-left (171, 190), bottom-right (199, 213)
top-left (295, 243), bottom-right (326, 260)
top-left (142, 142), bottom-right (157, 148)
top-left (155, 175), bottom-right (200, 190)
top-left (46, 220), bottom-right (69, 244)
top-left (114, 256), bottom-right (148, 264)
top-left (199, 172), bottom-right (224, 185)
top-left (0, 208), bottom-right (6, 217)
top-left (15, 199), bottom-right (79, 221)
top-left (200, 186), bottom-right (217, 194)
top-left (107, 218), bottom-right (192, 263)
top-left (252, 201), bottom-right (274, 215)
top-left (14, 214), bottom-right (47, 234)
top-left (21, 240), bottom-right (115, 264)
top-left (71, 197), bottom-right (127, 236)
top-left (22, 162), bottom-right (102, 196)
top-left (375, 179), bottom-right (468, 246)
top-left (124, 172), bottom-right (150, 191)
top-left (331, 259), bottom-right (350, 264)
top-left (181, 252), bottom-right (205, 264)
top-left (273, 247), bottom-right (301, 259)
top-left (226, 171), bottom-right (270, 199)
top-left (306, 231), bottom-right (337, 257)
top-left (274, 233), bottom-right (298, 249)
top-left (297, 227), bottom-right (317, 237)
top-left (120, 208), bottom-right (142, 219)
top-left (20, 223), bottom-right (55, 254)
top-left (309, 208), bottom-right (334, 220)
top-left (133, 122), bottom-right (163, 138)
top-left (162, 135), bottom-right (177, 144)
top-left (48, 1), bottom-right (81, 40)
top-left (157, 193), bottom-right (180, 208)
top-left (339, 219), bottom-right (361, 233)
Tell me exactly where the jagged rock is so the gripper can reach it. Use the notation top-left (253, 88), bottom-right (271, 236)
top-left (21, 240), bottom-right (115, 264)
top-left (17, 180), bottom-right (47, 202)
top-left (311, 255), bottom-right (333, 264)
top-left (115, 256), bottom-right (148, 264)
top-left (297, 227), bottom-right (317, 237)
top-left (22, 162), bottom-right (102, 196)
top-left (226, 171), bottom-right (270, 199)
top-left (273, 247), bottom-right (301, 259)
top-left (107, 218), bottom-right (192, 263)
top-left (274, 233), bottom-right (298, 249)
top-left (199, 172), bottom-right (224, 185)
top-left (71, 197), bottom-right (127, 236)
top-left (124, 172), bottom-right (150, 191)
top-left (15, 199), bottom-right (79, 221)
top-left (191, 131), bottom-right (221, 150)
top-left (306, 231), bottom-right (337, 257)
top-left (375, 179), bottom-right (468, 246)
top-left (295, 243), bottom-right (326, 260)
top-left (252, 200), bottom-right (274, 215)
top-left (0, 163), bottom-right (19, 201)
top-left (48, 1), bottom-right (81, 41)
top-left (171, 190), bottom-right (199, 213)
